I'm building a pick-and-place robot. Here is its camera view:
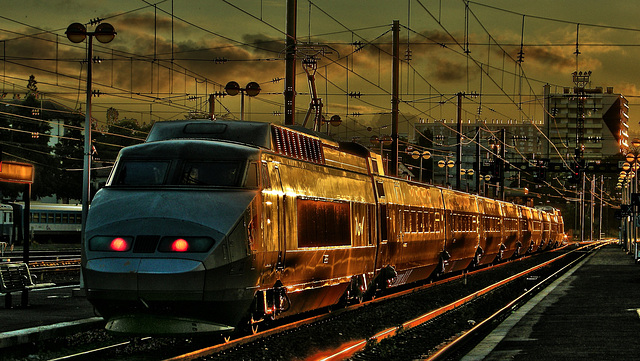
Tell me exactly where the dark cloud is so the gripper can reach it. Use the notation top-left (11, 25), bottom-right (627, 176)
top-left (518, 46), bottom-right (574, 71)
top-left (114, 13), bottom-right (179, 34)
top-left (431, 57), bottom-right (466, 82)
top-left (241, 34), bottom-right (285, 55)
top-left (418, 29), bottom-right (455, 47)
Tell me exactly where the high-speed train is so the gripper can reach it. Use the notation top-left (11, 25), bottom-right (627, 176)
top-left (82, 119), bottom-right (565, 335)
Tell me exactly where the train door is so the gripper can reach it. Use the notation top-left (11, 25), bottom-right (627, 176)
top-left (260, 161), bottom-right (285, 286)
top-left (373, 179), bottom-right (392, 277)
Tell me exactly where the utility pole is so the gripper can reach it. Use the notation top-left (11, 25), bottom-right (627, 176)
top-left (456, 92), bottom-right (463, 190)
top-left (475, 126), bottom-right (481, 194)
top-left (599, 175), bottom-right (603, 240)
top-left (284, 0), bottom-right (297, 126)
top-left (581, 172), bottom-right (585, 242)
top-left (499, 128), bottom-right (506, 200)
top-left (590, 175), bottom-right (595, 241)
top-left (390, 20), bottom-right (400, 177)
top-left (573, 71), bottom-right (590, 242)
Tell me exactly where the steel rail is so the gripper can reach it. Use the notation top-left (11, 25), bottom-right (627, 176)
top-left (46, 337), bottom-right (153, 361)
top-left (312, 242), bottom-right (602, 361)
top-left (163, 243), bottom-right (580, 361)
top-left (423, 241), bottom-right (610, 361)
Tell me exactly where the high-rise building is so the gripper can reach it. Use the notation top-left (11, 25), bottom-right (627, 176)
top-left (411, 81), bottom-right (628, 194)
top-left (543, 83), bottom-right (629, 163)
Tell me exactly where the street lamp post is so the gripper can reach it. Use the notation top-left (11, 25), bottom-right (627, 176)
top-left (437, 158), bottom-right (455, 187)
top-left (66, 22), bottom-right (116, 237)
top-left (479, 174), bottom-right (492, 196)
top-left (224, 81), bottom-right (261, 120)
top-left (411, 150), bottom-right (431, 182)
top-left (460, 168), bottom-right (475, 193)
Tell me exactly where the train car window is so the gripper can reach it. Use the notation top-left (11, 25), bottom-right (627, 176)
top-left (297, 198), bottom-right (350, 248)
top-left (244, 162), bottom-right (259, 188)
top-left (261, 163), bottom-right (271, 188)
top-left (32, 213), bottom-right (39, 223)
top-left (404, 209), bottom-right (411, 233)
top-left (179, 161), bottom-right (242, 186)
top-left (62, 214), bottom-right (68, 224)
top-left (375, 181), bottom-right (385, 198)
top-left (417, 211), bottom-right (424, 233)
top-left (228, 222), bottom-right (249, 260)
top-left (380, 204), bottom-right (388, 242)
top-left (55, 213), bottom-right (62, 224)
top-left (114, 161), bottom-right (169, 186)
top-left (48, 213), bottom-right (54, 223)
top-left (370, 159), bottom-right (379, 174)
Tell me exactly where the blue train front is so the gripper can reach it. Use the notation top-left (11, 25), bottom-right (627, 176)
top-left (82, 119), bottom-right (565, 336)
top-left (83, 121), bottom-right (266, 334)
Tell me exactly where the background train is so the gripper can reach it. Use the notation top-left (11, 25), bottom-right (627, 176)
top-left (82, 119), bottom-right (565, 335)
top-left (0, 203), bottom-right (82, 244)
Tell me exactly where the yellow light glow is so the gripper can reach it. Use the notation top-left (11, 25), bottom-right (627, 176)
top-left (0, 161), bottom-right (34, 184)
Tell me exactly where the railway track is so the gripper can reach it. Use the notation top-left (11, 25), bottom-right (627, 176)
top-left (2, 242), bottom-right (595, 361)
top-left (158, 242), bottom-right (595, 361)
top-left (2, 249), bottom-right (79, 263)
top-left (1, 249), bottom-right (81, 286)
top-left (341, 242), bottom-right (606, 361)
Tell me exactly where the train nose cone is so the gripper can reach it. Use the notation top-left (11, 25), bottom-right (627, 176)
top-left (86, 188), bottom-right (256, 238)
top-left (84, 256), bottom-right (206, 300)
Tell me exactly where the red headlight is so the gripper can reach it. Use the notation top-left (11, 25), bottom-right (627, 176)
top-left (158, 237), bottom-right (215, 253)
top-left (171, 238), bottom-right (189, 252)
top-left (110, 237), bottom-right (130, 251)
top-left (89, 236), bottom-right (133, 252)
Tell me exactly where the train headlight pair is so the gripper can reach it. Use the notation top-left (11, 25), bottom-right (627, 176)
top-left (89, 236), bottom-right (214, 253)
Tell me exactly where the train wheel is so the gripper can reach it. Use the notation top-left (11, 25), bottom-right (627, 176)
top-left (470, 247), bottom-right (483, 269)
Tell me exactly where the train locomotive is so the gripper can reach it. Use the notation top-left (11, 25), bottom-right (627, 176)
top-left (82, 119), bottom-right (565, 335)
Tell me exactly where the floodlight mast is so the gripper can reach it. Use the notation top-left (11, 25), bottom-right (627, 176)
top-left (65, 22), bottom-right (116, 238)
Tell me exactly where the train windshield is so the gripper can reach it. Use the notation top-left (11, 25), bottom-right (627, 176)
top-left (111, 159), bottom-right (247, 187)
top-left (113, 161), bottom-right (170, 186)
top-left (179, 161), bottom-right (242, 186)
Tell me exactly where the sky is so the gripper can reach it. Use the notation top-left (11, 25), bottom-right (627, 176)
top-left (2, 0), bottom-right (640, 141)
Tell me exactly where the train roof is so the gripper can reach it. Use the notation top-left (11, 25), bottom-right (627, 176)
top-left (146, 120), bottom-right (274, 148)
top-left (143, 119), bottom-right (378, 173)
top-left (145, 120), bottom-right (338, 149)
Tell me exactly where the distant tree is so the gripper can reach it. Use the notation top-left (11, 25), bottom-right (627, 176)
top-left (106, 107), bottom-right (119, 125)
top-left (93, 116), bottom-right (149, 166)
top-left (52, 112), bottom-right (84, 202)
top-left (26, 75), bottom-right (38, 99)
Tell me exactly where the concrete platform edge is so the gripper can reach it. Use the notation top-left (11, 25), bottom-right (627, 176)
top-left (0, 317), bottom-right (104, 349)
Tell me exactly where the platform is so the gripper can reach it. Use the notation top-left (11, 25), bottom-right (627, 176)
top-left (463, 243), bottom-right (640, 361)
top-left (0, 285), bottom-right (102, 349)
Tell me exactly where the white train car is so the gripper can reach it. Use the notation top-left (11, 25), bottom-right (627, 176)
top-left (28, 203), bottom-right (82, 242)
top-left (0, 203), bottom-right (13, 244)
